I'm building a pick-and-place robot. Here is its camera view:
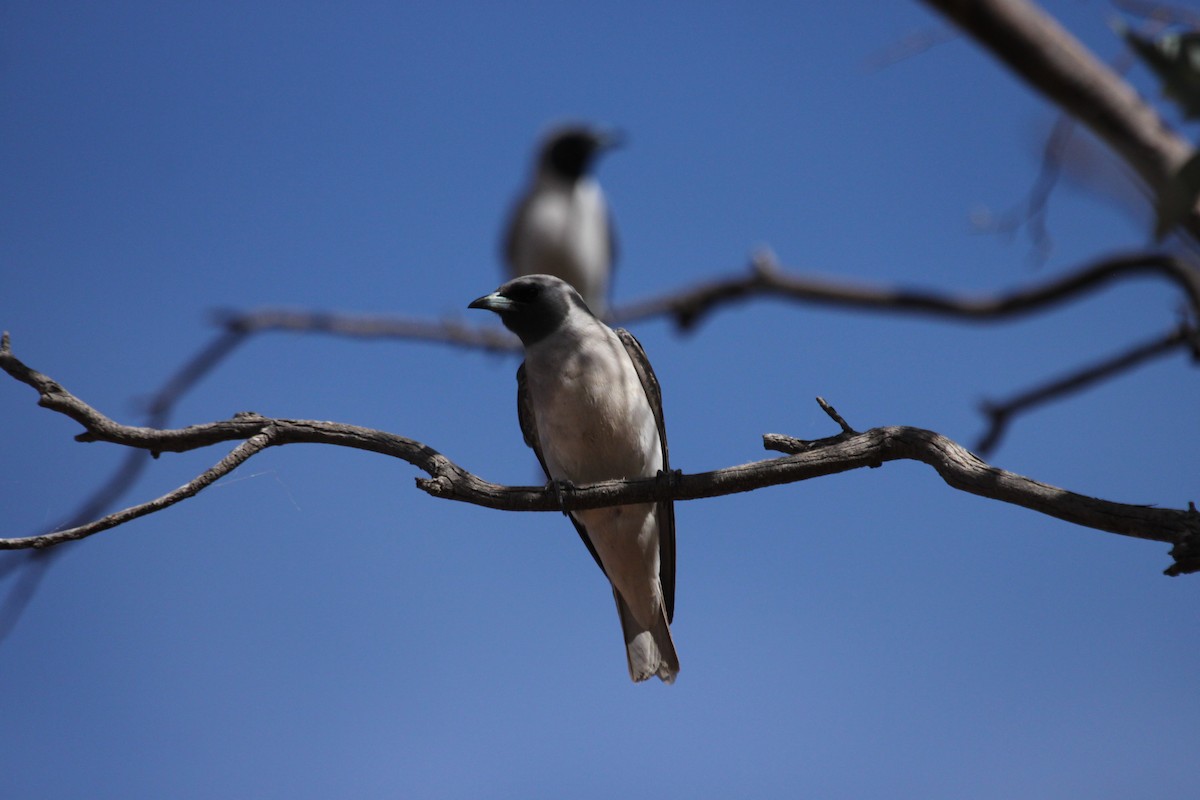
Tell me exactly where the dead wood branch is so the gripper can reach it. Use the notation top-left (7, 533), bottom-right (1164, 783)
top-left (0, 328), bottom-right (252, 643)
top-left (976, 323), bottom-right (1200, 454)
top-left (218, 252), bottom-right (1200, 338)
top-left (215, 308), bottom-right (519, 353)
top-left (922, 0), bottom-right (1200, 242)
top-left (612, 250), bottom-right (1200, 330)
top-left (3, 335), bottom-right (1195, 574)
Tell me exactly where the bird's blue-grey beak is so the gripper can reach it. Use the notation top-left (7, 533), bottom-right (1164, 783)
top-left (468, 292), bottom-right (513, 313)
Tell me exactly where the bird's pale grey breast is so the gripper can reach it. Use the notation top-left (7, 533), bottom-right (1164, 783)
top-left (502, 125), bottom-right (621, 318)
top-left (469, 274), bottom-right (679, 683)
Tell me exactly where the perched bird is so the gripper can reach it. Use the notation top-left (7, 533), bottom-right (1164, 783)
top-left (469, 274), bottom-right (678, 683)
top-left (502, 125), bottom-right (622, 318)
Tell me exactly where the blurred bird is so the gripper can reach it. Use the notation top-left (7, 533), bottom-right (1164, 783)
top-left (469, 274), bottom-right (678, 683)
top-left (503, 125), bottom-right (622, 318)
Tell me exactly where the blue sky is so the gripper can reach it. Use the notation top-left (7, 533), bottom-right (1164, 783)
top-left (2, 2), bottom-right (1197, 797)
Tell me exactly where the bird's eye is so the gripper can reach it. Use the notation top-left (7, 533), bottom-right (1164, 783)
top-left (506, 283), bottom-right (540, 303)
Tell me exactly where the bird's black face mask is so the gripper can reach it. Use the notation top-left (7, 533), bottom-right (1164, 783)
top-left (468, 275), bottom-right (587, 346)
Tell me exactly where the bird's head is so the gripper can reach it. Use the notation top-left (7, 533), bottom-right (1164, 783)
top-left (469, 274), bottom-right (593, 345)
top-left (538, 125), bottom-right (624, 183)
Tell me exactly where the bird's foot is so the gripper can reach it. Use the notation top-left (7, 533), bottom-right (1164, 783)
top-left (656, 468), bottom-right (683, 496)
top-left (548, 479), bottom-right (578, 516)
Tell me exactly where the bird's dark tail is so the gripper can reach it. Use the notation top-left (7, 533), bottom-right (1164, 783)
top-left (613, 588), bottom-right (679, 684)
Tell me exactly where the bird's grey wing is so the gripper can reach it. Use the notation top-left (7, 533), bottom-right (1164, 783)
top-left (517, 361), bottom-right (608, 578)
top-left (614, 328), bottom-right (675, 623)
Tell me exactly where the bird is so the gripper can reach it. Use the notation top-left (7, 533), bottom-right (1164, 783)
top-left (502, 125), bottom-right (622, 319)
top-left (469, 274), bottom-right (679, 683)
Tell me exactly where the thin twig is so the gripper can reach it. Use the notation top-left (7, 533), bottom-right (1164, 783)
top-left (210, 254), bottom-right (1200, 341)
top-left (973, 32), bottom-right (1143, 265)
top-left (976, 323), bottom-right (1199, 454)
top-left (3, 339), bottom-right (1196, 574)
top-left (1, 435), bottom-right (273, 549)
top-left (922, 0), bottom-right (1200, 243)
top-left (142, 329), bottom-right (251, 417)
top-left (611, 250), bottom-right (1200, 330)
top-left (973, 114), bottom-right (1077, 263)
top-left (3, 245), bottom-right (1199, 630)
top-left (215, 308), bottom-right (520, 353)
top-left (816, 396), bottom-right (856, 435)
top-left (0, 329), bottom-right (251, 643)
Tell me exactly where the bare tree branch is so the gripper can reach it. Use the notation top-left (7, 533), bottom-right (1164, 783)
top-left (921, 0), bottom-right (1200, 243)
top-left (971, 114), bottom-right (1078, 264)
top-left (213, 252), bottom-right (1199, 343)
top-left (215, 308), bottom-right (520, 352)
top-left (4, 334), bottom-right (1196, 574)
top-left (976, 323), bottom-right (1200, 454)
top-left (1, 435), bottom-right (272, 550)
top-left (2, 247), bottom-right (1188, 547)
top-left (0, 550), bottom-right (53, 644)
top-left (610, 250), bottom-right (1200, 330)
top-left (11, 245), bottom-right (1185, 641)
top-left (0, 327), bottom-right (252, 643)
top-left (971, 18), bottom-right (1152, 265)
top-left (194, 253), bottom-right (1200, 466)
top-left (141, 329), bottom-right (251, 417)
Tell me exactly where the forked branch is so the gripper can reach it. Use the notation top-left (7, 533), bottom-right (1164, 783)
top-left (977, 323), bottom-right (1200, 454)
top-left (3, 335), bottom-right (1196, 574)
top-left (218, 251), bottom-right (1200, 338)
top-left (608, 250), bottom-right (1200, 330)
top-left (923, 0), bottom-right (1200, 241)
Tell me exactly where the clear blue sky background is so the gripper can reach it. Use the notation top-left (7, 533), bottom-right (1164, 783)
top-left (2, 2), bottom-right (1197, 797)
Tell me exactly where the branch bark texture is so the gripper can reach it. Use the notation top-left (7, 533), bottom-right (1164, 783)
top-left (977, 323), bottom-right (1200, 454)
top-left (923, 0), bottom-right (1200, 241)
top-left (219, 252), bottom-right (1200, 340)
top-left (611, 250), bottom-right (1200, 331)
top-left (3, 335), bottom-right (1195, 574)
